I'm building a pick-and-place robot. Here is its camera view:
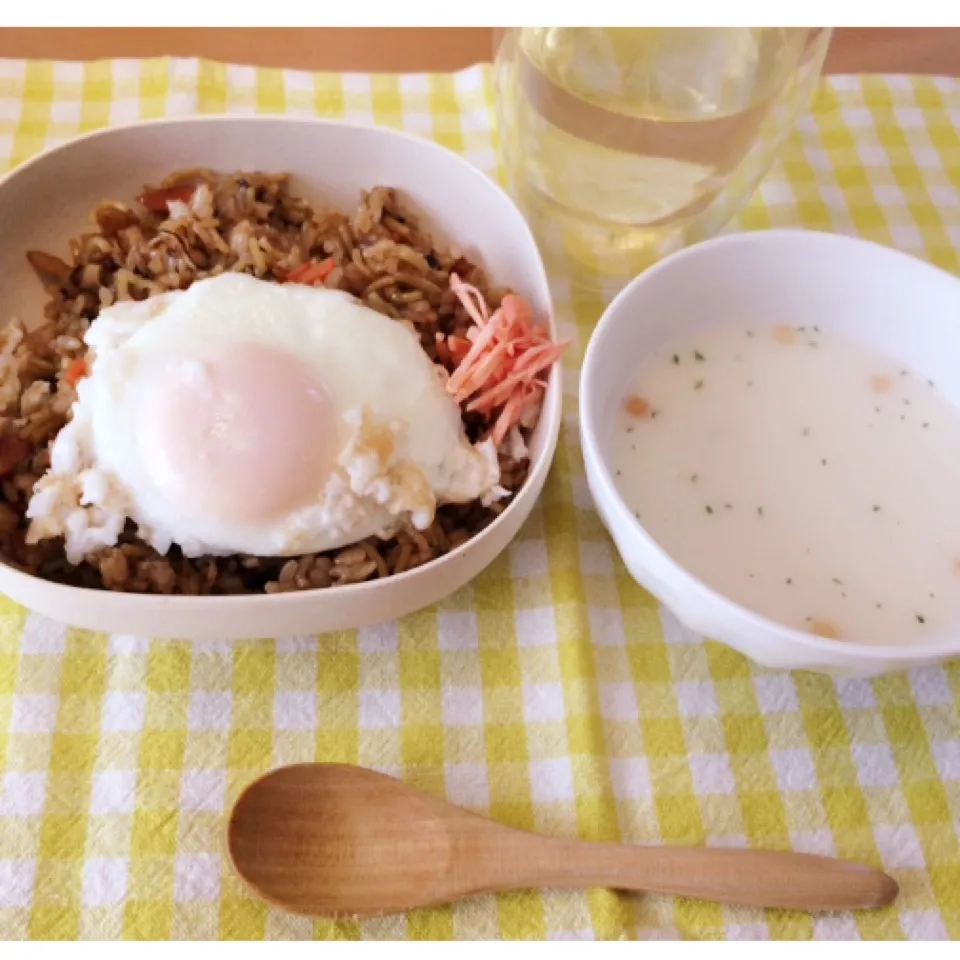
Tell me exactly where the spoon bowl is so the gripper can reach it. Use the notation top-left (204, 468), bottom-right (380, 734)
top-left (227, 763), bottom-right (898, 919)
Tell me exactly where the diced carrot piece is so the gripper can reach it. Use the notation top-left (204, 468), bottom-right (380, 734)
top-left (624, 395), bottom-right (652, 419)
top-left (65, 357), bottom-right (87, 387)
top-left (447, 336), bottom-right (471, 361)
top-left (137, 184), bottom-right (196, 214)
top-left (773, 325), bottom-right (796, 345)
top-left (809, 619), bottom-right (840, 640)
top-left (285, 258), bottom-right (336, 285)
top-left (871, 374), bottom-right (894, 394)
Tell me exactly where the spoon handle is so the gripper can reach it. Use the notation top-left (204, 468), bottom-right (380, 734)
top-left (510, 837), bottom-right (898, 911)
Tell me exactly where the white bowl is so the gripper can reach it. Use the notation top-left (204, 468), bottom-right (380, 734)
top-left (580, 229), bottom-right (960, 676)
top-left (0, 117), bottom-right (560, 640)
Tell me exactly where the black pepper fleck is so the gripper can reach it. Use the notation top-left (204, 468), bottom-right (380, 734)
top-left (672, 354), bottom-right (680, 365)
top-left (757, 506), bottom-right (765, 517)
top-left (705, 505), bottom-right (714, 515)
top-left (694, 380), bottom-right (704, 390)
top-left (786, 578), bottom-right (793, 585)
top-left (694, 350), bottom-right (705, 362)
top-left (916, 614), bottom-right (926, 624)
top-left (426, 253), bottom-right (440, 269)
top-left (873, 504), bottom-right (881, 512)
top-left (832, 577), bottom-right (843, 585)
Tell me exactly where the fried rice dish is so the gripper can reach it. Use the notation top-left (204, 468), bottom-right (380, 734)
top-left (0, 169), bottom-right (564, 596)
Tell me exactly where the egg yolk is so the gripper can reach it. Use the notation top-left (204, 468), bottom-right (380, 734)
top-left (141, 341), bottom-right (335, 525)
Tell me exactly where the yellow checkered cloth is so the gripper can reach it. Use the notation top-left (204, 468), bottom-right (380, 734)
top-left (1, 57), bottom-right (959, 942)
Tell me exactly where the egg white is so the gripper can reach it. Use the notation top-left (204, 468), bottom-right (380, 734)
top-left (27, 273), bottom-right (503, 562)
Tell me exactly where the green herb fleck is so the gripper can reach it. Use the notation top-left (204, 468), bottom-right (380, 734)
top-left (691, 473), bottom-right (699, 484)
top-left (808, 341), bottom-right (818, 348)
top-left (724, 503), bottom-right (733, 510)
top-left (694, 379), bottom-right (704, 391)
top-left (832, 577), bottom-right (843, 585)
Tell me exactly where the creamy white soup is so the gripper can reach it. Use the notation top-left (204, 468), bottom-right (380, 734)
top-left (611, 323), bottom-right (960, 646)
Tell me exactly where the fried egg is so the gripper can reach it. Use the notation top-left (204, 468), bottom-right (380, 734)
top-left (27, 272), bottom-right (504, 563)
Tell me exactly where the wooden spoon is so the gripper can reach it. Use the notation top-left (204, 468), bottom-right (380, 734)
top-left (226, 763), bottom-right (898, 919)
